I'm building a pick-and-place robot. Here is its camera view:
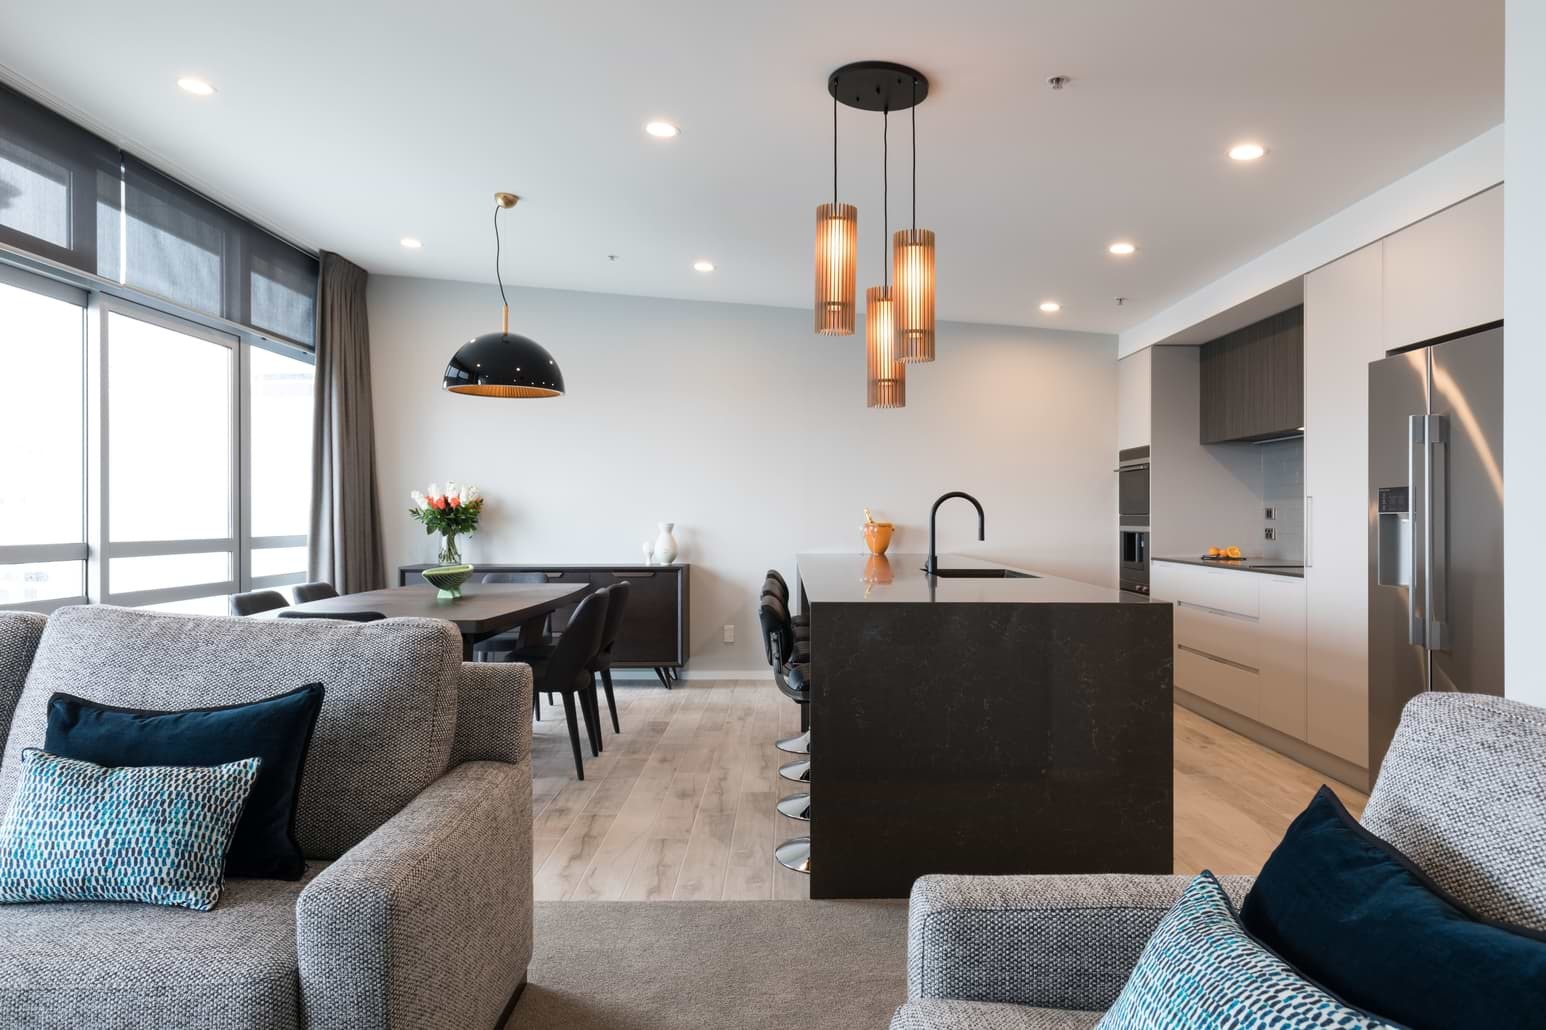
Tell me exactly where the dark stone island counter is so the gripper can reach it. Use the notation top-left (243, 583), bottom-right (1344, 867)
top-left (797, 553), bottom-right (1173, 899)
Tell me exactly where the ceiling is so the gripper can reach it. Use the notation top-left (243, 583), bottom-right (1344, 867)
top-left (0, 0), bottom-right (1502, 335)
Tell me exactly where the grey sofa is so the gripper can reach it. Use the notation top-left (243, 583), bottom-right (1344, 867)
top-left (891, 692), bottom-right (1546, 1029)
top-left (0, 604), bottom-right (535, 1030)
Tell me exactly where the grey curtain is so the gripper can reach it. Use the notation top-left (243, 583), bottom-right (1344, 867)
top-left (308, 252), bottom-right (386, 593)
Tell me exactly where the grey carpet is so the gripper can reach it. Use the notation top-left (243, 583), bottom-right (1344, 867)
top-left (506, 900), bottom-right (909, 1030)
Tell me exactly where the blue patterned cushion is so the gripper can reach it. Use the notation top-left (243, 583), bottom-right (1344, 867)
top-left (0, 749), bottom-right (261, 911)
top-left (1097, 872), bottom-right (1401, 1030)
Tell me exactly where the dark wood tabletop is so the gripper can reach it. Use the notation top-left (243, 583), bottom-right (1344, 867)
top-left (275, 582), bottom-right (589, 658)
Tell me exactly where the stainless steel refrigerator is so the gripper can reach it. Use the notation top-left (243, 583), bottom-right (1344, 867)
top-left (1369, 323), bottom-right (1504, 774)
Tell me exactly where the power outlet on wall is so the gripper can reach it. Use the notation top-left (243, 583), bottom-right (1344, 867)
top-left (723, 624), bottom-right (735, 644)
top-left (1264, 527), bottom-right (1277, 541)
top-left (1264, 506), bottom-right (1277, 520)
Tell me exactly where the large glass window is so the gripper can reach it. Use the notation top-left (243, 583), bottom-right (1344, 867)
top-left (0, 267), bottom-right (314, 614)
top-left (0, 273), bottom-right (87, 609)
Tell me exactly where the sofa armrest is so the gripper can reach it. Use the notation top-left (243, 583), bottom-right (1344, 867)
top-left (451, 660), bottom-right (533, 766)
top-left (908, 872), bottom-right (1254, 1012)
top-left (296, 759), bottom-right (533, 1030)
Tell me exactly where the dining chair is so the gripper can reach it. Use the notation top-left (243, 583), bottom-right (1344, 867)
top-left (278, 610), bottom-right (386, 623)
top-left (518, 588), bottom-right (610, 780)
top-left (472, 572), bottom-right (555, 662)
top-left (292, 582), bottom-right (339, 604)
top-left (589, 579), bottom-right (630, 735)
top-left (229, 589), bottom-right (288, 616)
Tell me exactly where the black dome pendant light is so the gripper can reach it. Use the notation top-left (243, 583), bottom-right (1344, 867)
top-left (442, 192), bottom-right (565, 398)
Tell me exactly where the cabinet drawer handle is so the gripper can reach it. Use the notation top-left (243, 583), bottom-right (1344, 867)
top-left (616, 570), bottom-right (655, 578)
top-left (1178, 643), bottom-right (1259, 675)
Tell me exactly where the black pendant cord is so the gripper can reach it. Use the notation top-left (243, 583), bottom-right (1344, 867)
top-left (910, 78), bottom-right (917, 230)
top-left (832, 94), bottom-right (838, 206)
top-left (882, 108), bottom-right (889, 290)
top-left (493, 203), bottom-right (510, 314)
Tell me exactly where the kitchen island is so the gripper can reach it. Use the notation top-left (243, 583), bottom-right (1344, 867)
top-left (796, 552), bottom-right (1173, 898)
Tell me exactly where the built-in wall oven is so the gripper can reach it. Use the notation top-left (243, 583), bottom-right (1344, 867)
top-left (1117, 447), bottom-right (1150, 595)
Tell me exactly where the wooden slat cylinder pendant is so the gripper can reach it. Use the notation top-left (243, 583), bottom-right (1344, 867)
top-left (814, 203), bottom-right (858, 335)
top-left (866, 285), bottom-right (905, 408)
top-left (892, 228), bottom-right (935, 362)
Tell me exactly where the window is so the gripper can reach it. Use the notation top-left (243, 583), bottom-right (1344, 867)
top-left (0, 272), bottom-right (87, 610)
top-left (0, 268), bottom-right (315, 615)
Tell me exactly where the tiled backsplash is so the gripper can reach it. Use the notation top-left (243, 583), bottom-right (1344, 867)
top-left (1261, 437), bottom-right (1304, 561)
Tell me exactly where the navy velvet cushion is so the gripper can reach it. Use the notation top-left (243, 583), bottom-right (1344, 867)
top-left (44, 684), bottom-right (324, 880)
top-left (1240, 785), bottom-right (1546, 1030)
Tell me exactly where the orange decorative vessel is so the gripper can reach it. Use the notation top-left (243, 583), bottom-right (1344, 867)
top-left (862, 508), bottom-right (893, 556)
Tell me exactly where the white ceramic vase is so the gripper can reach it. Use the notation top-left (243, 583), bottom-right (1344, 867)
top-left (653, 522), bottom-right (678, 565)
top-left (641, 540), bottom-right (655, 565)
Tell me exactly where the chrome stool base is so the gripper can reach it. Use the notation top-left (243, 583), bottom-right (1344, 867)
top-left (778, 759), bottom-right (811, 784)
top-left (777, 792), bottom-right (811, 822)
top-left (775, 836), bottom-right (811, 875)
top-left (775, 730), bottom-right (811, 755)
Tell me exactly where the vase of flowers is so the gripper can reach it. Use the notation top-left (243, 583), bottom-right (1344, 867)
top-left (410, 482), bottom-right (484, 597)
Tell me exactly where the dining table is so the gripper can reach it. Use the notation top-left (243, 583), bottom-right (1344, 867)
top-left (273, 582), bottom-right (589, 660)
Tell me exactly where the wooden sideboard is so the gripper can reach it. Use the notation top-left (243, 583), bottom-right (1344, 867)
top-left (398, 563), bottom-right (690, 684)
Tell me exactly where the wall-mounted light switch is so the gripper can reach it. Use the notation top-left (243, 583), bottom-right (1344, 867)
top-left (1264, 527), bottom-right (1277, 541)
top-left (723, 624), bottom-right (735, 644)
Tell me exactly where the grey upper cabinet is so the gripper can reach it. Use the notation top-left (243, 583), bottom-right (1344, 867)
top-left (1198, 305), bottom-right (1304, 443)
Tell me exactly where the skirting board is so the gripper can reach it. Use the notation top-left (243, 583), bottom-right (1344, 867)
top-left (1176, 689), bottom-right (1370, 793)
top-left (610, 668), bottom-right (773, 682)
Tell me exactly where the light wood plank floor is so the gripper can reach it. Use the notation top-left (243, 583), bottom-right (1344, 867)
top-left (531, 679), bottom-right (1368, 901)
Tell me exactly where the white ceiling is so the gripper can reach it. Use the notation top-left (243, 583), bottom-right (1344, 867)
top-left (0, 0), bottom-right (1502, 334)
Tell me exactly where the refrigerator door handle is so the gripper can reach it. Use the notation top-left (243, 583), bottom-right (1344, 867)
top-left (1425, 414), bottom-right (1449, 651)
top-left (1408, 415), bottom-right (1427, 647)
top-left (1304, 495), bottom-right (1313, 567)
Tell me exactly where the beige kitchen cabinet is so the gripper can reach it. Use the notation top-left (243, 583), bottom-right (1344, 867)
top-left (1382, 185), bottom-right (1503, 352)
top-left (1303, 242), bottom-right (1382, 770)
top-left (1257, 575), bottom-right (1308, 740)
top-left (1117, 348), bottom-right (1152, 451)
top-left (1151, 560), bottom-right (1306, 741)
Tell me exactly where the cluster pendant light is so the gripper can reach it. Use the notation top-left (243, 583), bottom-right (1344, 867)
top-left (442, 193), bottom-right (566, 398)
top-left (815, 62), bottom-right (934, 408)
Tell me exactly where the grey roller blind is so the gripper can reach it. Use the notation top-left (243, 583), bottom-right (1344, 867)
top-left (0, 82), bottom-right (121, 279)
top-left (124, 155), bottom-right (318, 347)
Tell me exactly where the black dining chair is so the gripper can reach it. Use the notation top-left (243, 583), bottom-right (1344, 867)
top-left (278, 609), bottom-right (386, 623)
top-left (519, 588), bottom-right (610, 780)
top-left (472, 572), bottom-right (556, 661)
top-left (292, 582), bottom-right (339, 604)
top-left (230, 590), bottom-right (288, 616)
top-left (588, 579), bottom-right (630, 735)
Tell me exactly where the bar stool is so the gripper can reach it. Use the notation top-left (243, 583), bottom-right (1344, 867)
top-left (763, 571), bottom-right (810, 641)
top-left (761, 593), bottom-right (813, 871)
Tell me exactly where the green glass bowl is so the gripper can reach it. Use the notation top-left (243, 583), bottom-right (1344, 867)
top-left (423, 564), bottom-right (474, 599)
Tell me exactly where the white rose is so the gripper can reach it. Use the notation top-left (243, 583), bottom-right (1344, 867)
top-left (427, 483), bottom-right (440, 500)
top-left (410, 490), bottom-right (427, 509)
top-left (466, 485), bottom-right (481, 502)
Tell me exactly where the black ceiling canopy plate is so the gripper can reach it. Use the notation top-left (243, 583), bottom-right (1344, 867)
top-left (829, 61), bottom-right (929, 112)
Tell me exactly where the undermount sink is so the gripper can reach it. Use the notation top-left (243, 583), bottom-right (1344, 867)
top-left (926, 568), bottom-right (1036, 579)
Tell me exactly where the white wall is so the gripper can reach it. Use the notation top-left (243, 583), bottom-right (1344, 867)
top-left (368, 276), bottom-right (1118, 674)
top-left (1506, 2), bottom-right (1546, 706)
top-left (1118, 126), bottom-right (1504, 358)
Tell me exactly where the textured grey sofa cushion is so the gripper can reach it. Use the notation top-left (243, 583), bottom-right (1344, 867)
top-left (0, 605), bottom-right (461, 859)
top-left (452, 659), bottom-right (532, 766)
top-left (0, 611), bottom-right (46, 740)
top-left (0, 865), bottom-right (326, 1030)
top-left (1363, 691), bottom-right (1546, 930)
top-left (892, 999), bottom-right (1101, 1030)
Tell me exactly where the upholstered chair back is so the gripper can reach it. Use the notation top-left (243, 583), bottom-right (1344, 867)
top-left (1363, 692), bottom-right (1546, 930)
top-left (0, 605), bottom-right (462, 860)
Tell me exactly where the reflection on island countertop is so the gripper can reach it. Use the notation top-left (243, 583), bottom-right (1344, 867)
top-left (796, 552), bottom-right (1144, 603)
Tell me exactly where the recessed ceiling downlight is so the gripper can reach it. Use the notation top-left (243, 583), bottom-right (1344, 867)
top-left (177, 77), bottom-right (216, 96)
top-left (400, 237), bottom-right (422, 249)
top-left (1108, 241), bottom-right (1137, 256)
top-left (1039, 301), bottom-right (1061, 313)
top-left (645, 121), bottom-right (680, 138)
top-left (693, 259), bottom-right (715, 273)
top-left (1229, 142), bottom-right (1267, 161)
